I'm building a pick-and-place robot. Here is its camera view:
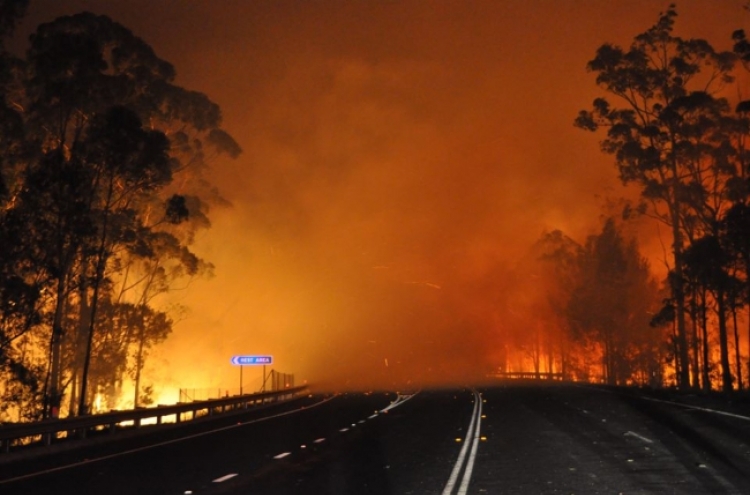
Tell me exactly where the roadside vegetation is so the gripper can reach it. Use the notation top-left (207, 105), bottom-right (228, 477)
top-left (508, 5), bottom-right (750, 392)
top-left (0, 1), bottom-right (239, 421)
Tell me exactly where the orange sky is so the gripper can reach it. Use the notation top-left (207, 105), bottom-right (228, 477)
top-left (12, 1), bottom-right (750, 393)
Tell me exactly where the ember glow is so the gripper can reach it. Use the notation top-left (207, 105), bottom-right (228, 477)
top-left (7, 0), bottom-right (749, 404)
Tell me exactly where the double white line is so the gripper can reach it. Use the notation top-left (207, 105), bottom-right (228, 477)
top-left (442, 389), bottom-right (483, 495)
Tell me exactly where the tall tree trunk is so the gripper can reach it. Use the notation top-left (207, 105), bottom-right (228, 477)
top-left (701, 291), bottom-right (711, 391)
top-left (133, 323), bottom-right (145, 408)
top-left (732, 305), bottom-right (743, 391)
top-left (70, 278), bottom-right (90, 416)
top-left (48, 275), bottom-right (67, 419)
top-left (671, 218), bottom-right (691, 389)
top-left (690, 289), bottom-right (700, 389)
top-left (604, 332), bottom-right (613, 385)
top-left (134, 270), bottom-right (156, 408)
top-left (68, 371), bottom-right (78, 417)
top-left (671, 315), bottom-right (679, 386)
top-left (716, 287), bottom-right (733, 392)
top-left (559, 328), bottom-right (568, 380)
top-left (546, 336), bottom-right (554, 375)
top-left (532, 323), bottom-right (541, 378)
top-left (665, 132), bottom-right (690, 390)
top-left (79, 178), bottom-right (114, 415)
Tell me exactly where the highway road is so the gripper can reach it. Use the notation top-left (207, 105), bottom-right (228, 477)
top-left (2, 382), bottom-right (750, 494)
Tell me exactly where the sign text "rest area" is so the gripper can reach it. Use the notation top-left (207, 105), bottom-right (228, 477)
top-left (231, 355), bottom-right (273, 366)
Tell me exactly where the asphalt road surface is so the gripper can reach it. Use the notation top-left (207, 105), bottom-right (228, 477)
top-left (3, 382), bottom-right (750, 494)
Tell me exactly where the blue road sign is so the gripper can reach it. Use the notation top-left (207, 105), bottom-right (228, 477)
top-left (231, 355), bottom-right (273, 366)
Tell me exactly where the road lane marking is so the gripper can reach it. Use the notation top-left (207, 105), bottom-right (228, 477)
top-left (339, 427), bottom-right (349, 432)
top-left (273, 452), bottom-right (292, 459)
top-left (641, 396), bottom-right (750, 421)
top-left (380, 392), bottom-right (418, 413)
top-left (624, 431), bottom-right (653, 444)
top-left (576, 383), bottom-right (750, 422)
top-left (314, 437), bottom-right (326, 443)
top-left (442, 393), bottom-right (478, 494)
top-left (212, 473), bottom-right (238, 483)
top-left (442, 390), bottom-right (483, 495)
top-left (457, 391), bottom-right (483, 495)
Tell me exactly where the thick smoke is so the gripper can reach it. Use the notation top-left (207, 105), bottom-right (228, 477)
top-left (16, 0), bottom-right (748, 394)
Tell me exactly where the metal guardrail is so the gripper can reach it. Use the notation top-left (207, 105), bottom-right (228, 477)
top-left (0, 385), bottom-right (308, 454)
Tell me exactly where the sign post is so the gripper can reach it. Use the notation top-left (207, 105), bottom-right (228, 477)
top-left (230, 355), bottom-right (273, 395)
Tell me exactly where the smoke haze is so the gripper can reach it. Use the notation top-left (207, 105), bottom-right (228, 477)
top-left (13, 0), bottom-right (749, 393)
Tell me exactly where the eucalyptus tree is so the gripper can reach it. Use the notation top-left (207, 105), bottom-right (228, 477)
top-left (683, 235), bottom-right (739, 390)
top-left (75, 106), bottom-right (173, 415)
top-left (725, 29), bottom-right (750, 389)
top-left (723, 203), bottom-right (750, 381)
top-left (575, 6), bottom-right (736, 389)
top-left (16, 12), bottom-right (239, 416)
top-left (81, 299), bottom-right (172, 411)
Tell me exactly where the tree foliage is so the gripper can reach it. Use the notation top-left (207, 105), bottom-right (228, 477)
top-left (576, 5), bottom-right (750, 391)
top-left (0, 11), bottom-right (238, 419)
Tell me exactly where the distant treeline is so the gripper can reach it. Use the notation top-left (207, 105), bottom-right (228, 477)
top-left (0, 2), bottom-right (239, 421)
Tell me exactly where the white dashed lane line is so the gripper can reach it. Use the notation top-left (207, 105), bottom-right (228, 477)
top-left (200, 392), bottom-right (419, 490)
top-left (624, 430), bottom-right (653, 444)
top-left (212, 473), bottom-right (238, 483)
